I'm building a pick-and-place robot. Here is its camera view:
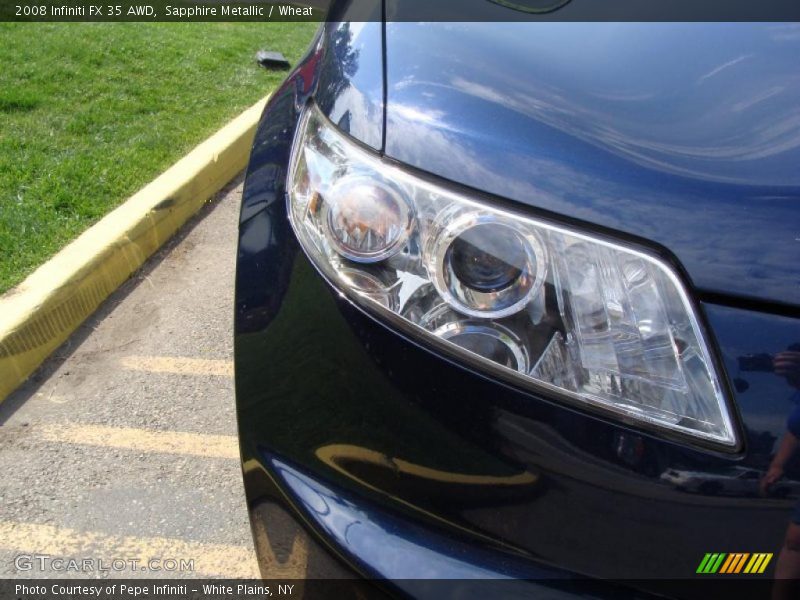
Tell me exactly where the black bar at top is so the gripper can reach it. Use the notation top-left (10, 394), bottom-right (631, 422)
top-left (3, 0), bottom-right (800, 23)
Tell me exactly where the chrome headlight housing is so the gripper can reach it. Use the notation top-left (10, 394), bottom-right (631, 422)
top-left (287, 104), bottom-right (738, 449)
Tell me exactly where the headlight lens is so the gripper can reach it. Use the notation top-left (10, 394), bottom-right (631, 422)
top-left (429, 212), bottom-right (547, 318)
top-left (288, 104), bottom-right (737, 448)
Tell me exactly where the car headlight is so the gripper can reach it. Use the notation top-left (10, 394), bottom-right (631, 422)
top-left (287, 103), bottom-right (738, 449)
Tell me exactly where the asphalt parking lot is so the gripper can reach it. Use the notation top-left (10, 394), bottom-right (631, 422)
top-left (0, 178), bottom-right (304, 579)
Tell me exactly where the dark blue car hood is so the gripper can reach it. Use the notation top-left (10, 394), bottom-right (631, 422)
top-left (383, 23), bottom-right (800, 308)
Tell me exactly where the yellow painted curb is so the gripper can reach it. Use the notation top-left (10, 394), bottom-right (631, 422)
top-left (0, 96), bottom-right (269, 403)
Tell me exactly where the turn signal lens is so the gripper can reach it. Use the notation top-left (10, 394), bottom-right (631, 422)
top-left (322, 175), bottom-right (413, 263)
top-left (288, 104), bottom-right (738, 449)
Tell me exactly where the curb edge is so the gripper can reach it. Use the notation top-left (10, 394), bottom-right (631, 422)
top-left (0, 96), bottom-right (268, 403)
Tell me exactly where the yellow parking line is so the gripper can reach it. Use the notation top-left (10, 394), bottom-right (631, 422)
top-left (119, 356), bottom-right (233, 378)
top-left (0, 521), bottom-right (275, 578)
top-left (38, 423), bottom-right (239, 460)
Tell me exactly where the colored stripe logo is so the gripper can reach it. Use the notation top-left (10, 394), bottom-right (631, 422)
top-left (697, 553), bottom-right (773, 574)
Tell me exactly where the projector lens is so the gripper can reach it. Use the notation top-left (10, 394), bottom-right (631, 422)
top-left (429, 213), bottom-right (546, 319)
top-left (449, 223), bottom-right (526, 293)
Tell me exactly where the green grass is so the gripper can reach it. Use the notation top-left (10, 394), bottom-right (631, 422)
top-left (0, 22), bottom-right (318, 294)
